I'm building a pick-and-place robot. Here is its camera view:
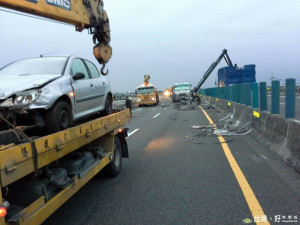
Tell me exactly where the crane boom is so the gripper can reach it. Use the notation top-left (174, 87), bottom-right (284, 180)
top-left (193, 49), bottom-right (233, 93)
top-left (0, 0), bottom-right (111, 72)
top-left (144, 74), bottom-right (150, 86)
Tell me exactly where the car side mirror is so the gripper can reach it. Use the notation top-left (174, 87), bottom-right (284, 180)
top-left (73, 72), bottom-right (85, 80)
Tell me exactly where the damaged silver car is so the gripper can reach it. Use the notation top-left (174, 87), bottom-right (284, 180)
top-left (0, 56), bottom-right (113, 133)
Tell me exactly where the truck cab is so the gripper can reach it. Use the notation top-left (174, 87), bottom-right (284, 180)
top-left (136, 85), bottom-right (159, 106)
top-left (172, 83), bottom-right (191, 102)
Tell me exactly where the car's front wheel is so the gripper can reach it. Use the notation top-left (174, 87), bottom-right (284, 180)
top-left (45, 101), bottom-right (73, 133)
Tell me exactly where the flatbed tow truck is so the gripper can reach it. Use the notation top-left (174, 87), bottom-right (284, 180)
top-left (0, 110), bottom-right (131, 225)
top-left (0, 0), bottom-right (131, 224)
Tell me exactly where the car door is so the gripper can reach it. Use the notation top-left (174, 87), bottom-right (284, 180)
top-left (84, 59), bottom-right (107, 107)
top-left (70, 58), bottom-right (96, 113)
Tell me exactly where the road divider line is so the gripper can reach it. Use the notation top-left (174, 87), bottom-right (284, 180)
top-left (199, 105), bottom-right (270, 225)
top-left (133, 108), bottom-right (142, 112)
top-left (153, 113), bottom-right (160, 118)
top-left (127, 128), bottom-right (140, 137)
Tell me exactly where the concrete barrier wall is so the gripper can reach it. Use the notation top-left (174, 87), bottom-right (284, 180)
top-left (203, 96), bottom-right (300, 173)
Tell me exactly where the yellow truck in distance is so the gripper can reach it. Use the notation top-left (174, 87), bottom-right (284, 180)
top-left (136, 85), bottom-right (159, 106)
top-left (136, 75), bottom-right (159, 106)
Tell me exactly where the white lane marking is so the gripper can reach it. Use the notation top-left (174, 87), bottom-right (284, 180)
top-left (260, 154), bottom-right (269, 160)
top-left (153, 113), bottom-right (160, 118)
top-left (133, 108), bottom-right (142, 112)
top-left (127, 128), bottom-right (140, 137)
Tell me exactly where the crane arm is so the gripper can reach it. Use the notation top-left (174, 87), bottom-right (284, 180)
top-left (0, 0), bottom-right (111, 71)
top-left (144, 74), bottom-right (150, 86)
top-left (193, 49), bottom-right (233, 93)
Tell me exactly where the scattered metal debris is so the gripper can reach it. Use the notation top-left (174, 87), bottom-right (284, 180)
top-left (206, 105), bottom-right (215, 109)
top-left (186, 132), bottom-right (234, 144)
top-left (191, 124), bottom-right (216, 129)
top-left (187, 122), bottom-right (252, 144)
top-left (180, 105), bottom-right (195, 111)
top-left (213, 122), bottom-right (252, 136)
top-left (218, 113), bottom-right (232, 122)
top-left (161, 104), bottom-right (170, 108)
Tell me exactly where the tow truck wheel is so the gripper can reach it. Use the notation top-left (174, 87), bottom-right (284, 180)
top-left (104, 136), bottom-right (122, 177)
top-left (45, 101), bottom-right (73, 133)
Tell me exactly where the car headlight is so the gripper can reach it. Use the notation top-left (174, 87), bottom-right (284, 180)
top-left (0, 90), bottom-right (41, 107)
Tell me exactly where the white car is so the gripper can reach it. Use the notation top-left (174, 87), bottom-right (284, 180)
top-left (0, 56), bottom-right (113, 132)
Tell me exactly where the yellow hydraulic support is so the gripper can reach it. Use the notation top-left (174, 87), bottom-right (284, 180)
top-left (0, 0), bottom-right (90, 27)
top-left (0, 0), bottom-right (112, 69)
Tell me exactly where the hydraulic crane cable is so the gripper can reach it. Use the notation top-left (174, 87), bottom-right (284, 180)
top-left (0, 8), bottom-right (73, 27)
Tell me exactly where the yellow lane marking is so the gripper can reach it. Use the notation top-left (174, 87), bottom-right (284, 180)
top-left (199, 106), bottom-right (270, 225)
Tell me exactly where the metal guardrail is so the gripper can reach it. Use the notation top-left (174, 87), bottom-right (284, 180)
top-left (199, 78), bottom-right (296, 119)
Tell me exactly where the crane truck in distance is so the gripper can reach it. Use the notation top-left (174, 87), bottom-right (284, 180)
top-left (136, 75), bottom-right (159, 106)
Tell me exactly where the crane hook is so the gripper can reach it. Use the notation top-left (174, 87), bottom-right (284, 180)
top-left (100, 64), bottom-right (108, 75)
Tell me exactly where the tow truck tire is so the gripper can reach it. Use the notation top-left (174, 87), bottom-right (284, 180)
top-left (104, 136), bottom-right (122, 177)
top-left (103, 95), bottom-right (113, 116)
top-left (45, 101), bottom-right (73, 133)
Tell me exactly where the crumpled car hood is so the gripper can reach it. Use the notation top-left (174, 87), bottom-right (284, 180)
top-left (0, 75), bottom-right (61, 99)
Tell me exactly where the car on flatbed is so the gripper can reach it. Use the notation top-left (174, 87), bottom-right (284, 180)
top-left (0, 56), bottom-right (113, 132)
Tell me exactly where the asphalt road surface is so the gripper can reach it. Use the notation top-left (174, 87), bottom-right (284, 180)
top-left (44, 96), bottom-right (300, 225)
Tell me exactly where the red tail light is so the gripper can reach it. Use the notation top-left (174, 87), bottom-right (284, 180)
top-left (0, 207), bottom-right (7, 217)
top-left (118, 128), bottom-right (129, 137)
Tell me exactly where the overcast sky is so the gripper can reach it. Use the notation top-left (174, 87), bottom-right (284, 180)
top-left (0, 0), bottom-right (300, 92)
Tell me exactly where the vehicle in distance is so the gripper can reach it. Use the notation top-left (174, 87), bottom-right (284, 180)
top-left (0, 56), bottom-right (113, 132)
top-left (172, 83), bottom-right (191, 102)
top-left (136, 85), bottom-right (159, 106)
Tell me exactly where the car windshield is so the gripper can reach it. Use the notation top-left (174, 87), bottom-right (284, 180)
top-left (137, 87), bottom-right (154, 94)
top-left (0, 57), bottom-right (68, 76)
top-left (174, 84), bottom-right (190, 91)
top-left (174, 87), bottom-right (190, 91)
